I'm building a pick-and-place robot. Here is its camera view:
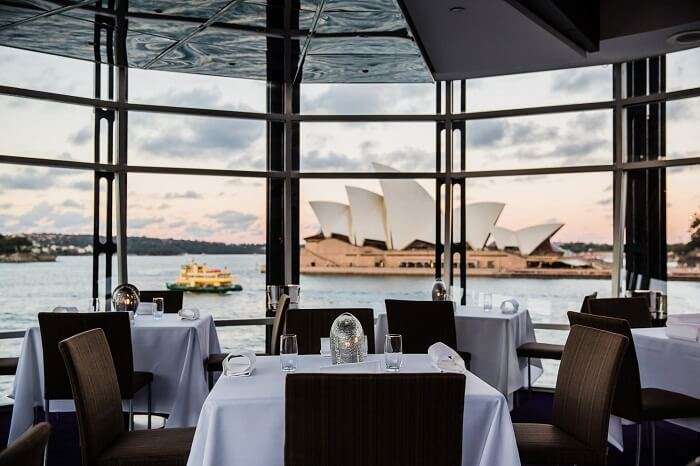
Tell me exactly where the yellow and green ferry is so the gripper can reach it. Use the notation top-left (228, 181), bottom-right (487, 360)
top-left (167, 261), bottom-right (243, 293)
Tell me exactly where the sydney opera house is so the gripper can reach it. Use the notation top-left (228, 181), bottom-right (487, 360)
top-left (302, 164), bottom-right (603, 277)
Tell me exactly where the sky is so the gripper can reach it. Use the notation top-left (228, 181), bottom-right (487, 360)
top-left (0, 45), bottom-right (699, 245)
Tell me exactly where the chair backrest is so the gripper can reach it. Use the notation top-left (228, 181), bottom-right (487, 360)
top-left (384, 299), bottom-right (457, 353)
top-left (58, 329), bottom-right (125, 466)
top-left (139, 290), bottom-right (183, 313)
top-left (552, 325), bottom-right (628, 464)
top-left (580, 291), bottom-right (598, 312)
top-left (0, 422), bottom-right (51, 466)
top-left (285, 373), bottom-right (466, 466)
top-left (584, 297), bottom-right (652, 328)
top-left (567, 311), bottom-right (644, 421)
top-left (38, 312), bottom-right (135, 400)
top-left (270, 294), bottom-right (290, 356)
top-left (285, 308), bottom-right (375, 355)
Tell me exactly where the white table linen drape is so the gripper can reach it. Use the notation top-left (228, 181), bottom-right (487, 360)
top-left (187, 354), bottom-right (521, 466)
top-left (9, 313), bottom-right (220, 443)
top-left (608, 327), bottom-right (700, 451)
top-left (375, 307), bottom-right (541, 395)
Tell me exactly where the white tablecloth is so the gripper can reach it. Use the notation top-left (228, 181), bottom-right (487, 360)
top-left (375, 307), bottom-right (541, 396)
top-left (188, 354), bottom-right (520, 466)
top-left (8, 313), bottom-right (220, 443)
top-left (609, 327), bottom-right (700, 450)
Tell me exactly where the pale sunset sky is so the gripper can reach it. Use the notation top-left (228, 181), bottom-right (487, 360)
top-left (1, 45), bottom-right (699, 246)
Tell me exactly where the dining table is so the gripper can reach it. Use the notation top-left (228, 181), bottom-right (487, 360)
top-left (187, 354), bottom-right (521, 466)
top-left (8, 312), bottom-right (221, 443)
top-left (608, 326), bottom-right (700, 451)
top-left (375, 305), bottom-right (542, 396)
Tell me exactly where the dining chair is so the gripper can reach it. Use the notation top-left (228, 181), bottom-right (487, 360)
top-left (516, 291), bottom-right (597, 392)
top-left (204, 294), bottom-right (290, 389)
top-left (58, 328), bottom-right (194, 466)
top-left (38, 312), bottom-right (153, 430)
top-left (514, 324), bottom-right (628, 465)
top-left (584, 296), bottom-right (652, 328)
top-left (384, 299), bottom-right (471, 369)
top-left (284, 308), bottom-right (375, 355)
top-left (568, 311), bottom-right (700, 466)
top-left (285, 373), bottom-right (466, 466)
top-left (139, 290), bottom-right (184, 313)
top-left (0, 357), bottom-right (18, 376)
top-left (0, 422), bottom-right (51, 466)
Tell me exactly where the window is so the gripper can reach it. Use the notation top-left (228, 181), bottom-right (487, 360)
top-left (301, 83), bottom-right (434, 115)
top-left (667, 46), bottom-right (700, 92)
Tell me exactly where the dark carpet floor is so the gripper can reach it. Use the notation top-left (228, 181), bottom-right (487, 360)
top-left (1, 390), bottom-right (698, 465)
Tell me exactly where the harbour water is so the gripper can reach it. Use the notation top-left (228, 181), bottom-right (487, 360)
top-left (1, 254), bottom-right (698, 393)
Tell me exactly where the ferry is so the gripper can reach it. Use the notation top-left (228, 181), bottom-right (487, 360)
top-left (166, 261), bottom-right (243, 293)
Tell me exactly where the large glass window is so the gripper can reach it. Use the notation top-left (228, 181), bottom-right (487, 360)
top-left (667, 46), bottom-right (700, 92)
top-left (667, 96), bottom-right (700, 160)
top-left (301, 83), bottom-right (434, 115)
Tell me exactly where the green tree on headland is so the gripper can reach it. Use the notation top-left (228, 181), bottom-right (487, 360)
top-left (0, 234), bottom-right (33, 254)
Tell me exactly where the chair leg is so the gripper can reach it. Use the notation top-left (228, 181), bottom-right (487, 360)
top-left (43, 400), bottom-right (50, 466)
top-left (128, 399), bottom-right (134, 431)
top-left (147, 383), bottom-right (152, 430)
top-left (208, 370), bottom-right (213, 391)
top-left (650, 421), bottom-right (656, 466)
top-left (527, 357), bottom-right (532, 394)
top-left (635, 423), bottom-right (642, 466)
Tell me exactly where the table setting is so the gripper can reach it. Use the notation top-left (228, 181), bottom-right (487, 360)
top-left (375, 295), bottom-right (542, 396)
top-left (187, 312), bottom-right (521, 466)
top-left (8, 296), bottom-right (221, 443)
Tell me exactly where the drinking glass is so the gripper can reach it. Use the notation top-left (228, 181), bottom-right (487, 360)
top-left (483, 293), bottom-right (493, 312)
top-left (280, 334), bottom-right (299, 372)
top-left (88, 298), bottom-right (100, 312)
top-left (384, 334), bottom-right (403, 372)
top-left (153, 298), bottom-right (165, 320)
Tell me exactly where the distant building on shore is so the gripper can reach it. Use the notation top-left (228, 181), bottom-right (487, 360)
top-left (301, 163), bottom-right (601, 276)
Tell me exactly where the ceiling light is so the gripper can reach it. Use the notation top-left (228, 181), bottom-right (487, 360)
top-left (361, 69), bottom-right (369, 74)
top-left (667, 30), bottom-right (700, 46)
top-left (449, 6), bottom-right (465, 13)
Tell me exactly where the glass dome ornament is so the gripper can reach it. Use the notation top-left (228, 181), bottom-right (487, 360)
top-left (432, 278), bottom-right (449, 301)
top-left (330, 313), bottom-right (366, 365)
top-left (112, 284), bottom-right (140, 313)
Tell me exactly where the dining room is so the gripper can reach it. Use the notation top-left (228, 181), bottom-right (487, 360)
top-left (1, 1), bottom-right (700, 466)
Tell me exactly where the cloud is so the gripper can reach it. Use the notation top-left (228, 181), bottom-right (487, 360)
top-left (70, 181), bottom-right (93, 191)
top-left (303, 85), bottom-right (433, 115)
top-left (551, 68), bottom-right (608, 93)
top-left (164, 190), bottom-right (202, 199)
top-left (207, 210), bottom-right (258, 232)
top-left (129, 217), bottom-right (165, 229)
top-left (468, 120), bottom-right (508, 147)
top-left (61, 199), bottom-right (82, 208)
top-left (0, 202), bottom-right (12, 209)
top-left (138, 118), bottom-right (264, 159)
top-left (69, 126), bottom-right (92, 145)
top-left (302, 150), bottom-right (365, 171)
top-left (7, 202), bottom-right (89, 232)
top-left (146, 88), bottom-right (224, 109)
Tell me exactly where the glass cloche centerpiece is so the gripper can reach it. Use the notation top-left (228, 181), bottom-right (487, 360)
top-left (112, 284), bottom-right (140, 313)
top-left (330, 313), bottom-right (366, 365)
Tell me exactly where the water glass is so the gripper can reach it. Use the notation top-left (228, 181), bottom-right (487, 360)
top-left (384, 334), bottom-right (403, 372)
top-left (88, 298), bottom-right (100, 312)
top-left (280, 334), bottom-right (299, 372)
top-left (483, 293), bottom-right (493, 312)
top-left (153, 298), bottom-right (164, 320)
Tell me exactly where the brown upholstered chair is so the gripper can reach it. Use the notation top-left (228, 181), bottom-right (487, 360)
top-left (285, 373), bottom-right (466, 466)
top-left (516, 291), bottom-right (597, 391)
top-left (514, 324), bottom-right (628, 465)
top-left (59, 328), bottom-right (194, 466)
top-left (384, 299), bottom-right (471, 369)
top-left (0, 357), bottom-right (18, 376)
top-left (38, 312), bottom-right (153, 430)
top-left (139, 290), bottom-right (183, 314)
top-left (584, 297), bottom-right (652, 328)
top-left (205, 294), bottom-right (290, 389)
top-left (284, 308), bottom-right (375, 355)
top-left (568, 311), bottom-right (700, 466)
top-left (0, 422), bottom-right (51, 466)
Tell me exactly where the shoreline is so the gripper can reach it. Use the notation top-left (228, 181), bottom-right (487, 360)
top-left (300, 266), bottom-right (700, 281)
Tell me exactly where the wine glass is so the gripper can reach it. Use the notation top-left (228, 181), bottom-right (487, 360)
top-left (280, 334), bottom-right (299, 372)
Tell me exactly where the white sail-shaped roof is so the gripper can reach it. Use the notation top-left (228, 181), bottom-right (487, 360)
top-left (466, 202), bottom-right (505, 250)
top-left (309, 201), bottom-right (352, 239)
top-left (515, 223), bottom-right (564, 256)
top-left (492, 226), bottom-right (518, 249)
top-left (373, 162), bottom-right (435, 250)
top-left (345, 186), bottom-right (390, 248)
